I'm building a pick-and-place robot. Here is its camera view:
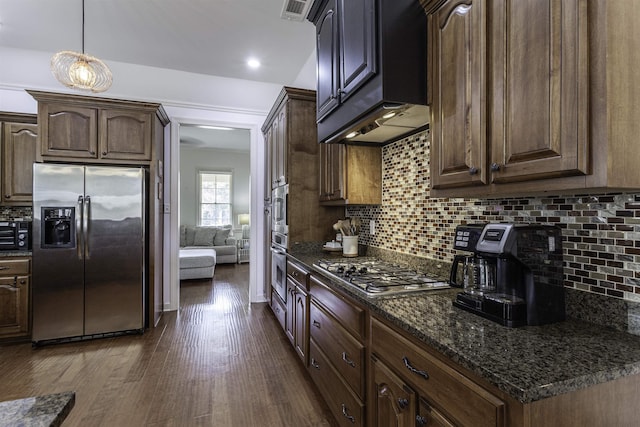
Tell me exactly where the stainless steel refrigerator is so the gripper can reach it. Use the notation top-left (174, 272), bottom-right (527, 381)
top-left (32, 163), bottom-right (146, 344)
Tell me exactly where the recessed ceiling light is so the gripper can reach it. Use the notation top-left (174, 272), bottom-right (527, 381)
top-left (247, 58), bottom-right (261, 69)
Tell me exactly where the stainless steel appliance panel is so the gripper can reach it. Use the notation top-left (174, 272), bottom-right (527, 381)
top-left (83, 166), bottom-right (144, 335)
top-left (32, 164), bottom-right (85, 342)
top-left (271, 245), bottom-right (287, 302)
top-left (271, 184), bottom-right (288, 235)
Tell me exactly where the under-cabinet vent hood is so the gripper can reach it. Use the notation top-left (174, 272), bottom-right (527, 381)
top-left (325, 104), bottom-right (430, 145)
top-left (308, 0), bottom-right (428, 146)
top-left (281, 0), bottom-right (312, 21)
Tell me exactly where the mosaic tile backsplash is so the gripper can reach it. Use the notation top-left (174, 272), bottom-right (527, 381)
top-left (346, 129), bottom-right (640, 304)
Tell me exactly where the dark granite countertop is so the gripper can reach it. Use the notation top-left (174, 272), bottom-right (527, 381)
top-left (288, 244), bottom-right (640, 404)
top-left (0, 251), bottom-right (31, 257)
top-left (0, 392), bottom-right (75, 427)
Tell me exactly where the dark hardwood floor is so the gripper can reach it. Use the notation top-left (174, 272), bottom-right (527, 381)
top-left (0, 264), bottom-right (336, 426)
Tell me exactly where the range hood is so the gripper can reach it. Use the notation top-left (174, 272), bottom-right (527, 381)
top-left (323, 104), bottom-right (430, 145)
top-left (309, 0), bottom-right (429, 146)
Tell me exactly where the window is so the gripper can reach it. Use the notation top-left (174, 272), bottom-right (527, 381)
top-left (199, 171), bottom-right (232, 226)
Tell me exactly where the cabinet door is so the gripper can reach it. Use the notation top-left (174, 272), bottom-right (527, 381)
top-left (99, 109), bottom-right (152, 161)
top-left (0, 275), bottom-right (29, 337)
top-left (416, 398), bottom-right (455, 427)
top-left (40, 104), bottom-right (98, 159)
top-left (316, 0), bottom-right (340, 121)
top-left (338, 0), bottom-right (377, 101)
top-left (264, 126), bottom-right (274, 193)
top-left (319, 143), bottom-right (345, 202)
top-left (294, 286), bottom-right (308, 364)
top-left (2, 123), bottom-right (37, 204)
top-left (429, 0), bottom-right (488, 190)
top-left (275, 108), bottom-right (287, 186)
top-left (371, 356), bottom-right (417, 427)
top-left (285, 279), bottom-right (295, 344)
top-left (490, 0), bottom-right (588, 184)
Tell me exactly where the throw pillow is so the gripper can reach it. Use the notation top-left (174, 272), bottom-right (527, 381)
top-left (193, 227), bottom-right (217, 246)
top-left (184, 226), bottom-right (197, 246)
top-left (213, 227), bottom-right (231, 246)
top-left (179, 225), bottom-right (186, 247)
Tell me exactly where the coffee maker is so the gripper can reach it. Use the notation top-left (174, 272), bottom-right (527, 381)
top-left (450, 223), bottom-right (565, 327)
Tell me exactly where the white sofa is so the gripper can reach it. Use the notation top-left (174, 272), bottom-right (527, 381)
top-left (179, 225), bottom-right (238, 280)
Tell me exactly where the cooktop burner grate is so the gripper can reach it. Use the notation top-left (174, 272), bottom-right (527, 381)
top-left (313, 258), bottom-right (450, 297)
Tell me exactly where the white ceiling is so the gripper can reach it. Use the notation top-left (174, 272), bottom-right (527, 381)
top-left (180, 125), bottom-right (251, 152)
top-left (0, 0), bottom-right (317, 150)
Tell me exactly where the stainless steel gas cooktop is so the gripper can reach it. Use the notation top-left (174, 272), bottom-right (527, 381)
top-left (313, 258), bottom-right (450, 298)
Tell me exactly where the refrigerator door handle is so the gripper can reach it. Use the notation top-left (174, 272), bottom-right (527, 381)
top-left (84, 195), bottom-right (91, 259)
top-left (77, 196), bottom-right (84, 260)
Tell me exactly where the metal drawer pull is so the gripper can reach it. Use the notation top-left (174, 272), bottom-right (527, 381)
top-left (341, 404), bottom-right (355, 423)
top-left (403, 356), bottom-right (429, 380)
top-left (311, 358), bottom-right (320, 369)
top-left (342, 352), bottom-right (356, 368)
top-left (312, 320), bottom-right (321, 328)
top-left (0, 267), bottom-right (9, 270)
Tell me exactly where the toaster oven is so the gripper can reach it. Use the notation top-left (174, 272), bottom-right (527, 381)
top-left (0, 221), bottom-right (31, 251)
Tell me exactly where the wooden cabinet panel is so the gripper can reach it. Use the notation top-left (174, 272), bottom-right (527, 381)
top-left (39, 104), bottom-right (98, 159)
top-left (319, 144), bottom-right (381, 205)
top-left (310, 274), bottom-right (366, 340)
top-left (294, 287), bottom-right (308, 363)
top-left (371, 355), bottom-right (417, 427)
top-left (338, 0), bottom-right (377, 101)
top-left (429, 0), bottom-right (488, 189)
top-left (371, 318), bottom-right (505, 427)
top-left (285, 280), bottom-right (296, 344)
top-left (0, 275), bottom-right (29, 337)
top-left (270, 291), bottom-right (286, 331)
top-left (490, 0), bottom-right (588, 183)
top-left (2, 122), bottom-right (37, 204)
top-left (99, 109), bottom-right (152, 161)
top-left (315, 0), bottom-right (340, 120)
top-left (309, 339), bottom-right (365, 427)
top-left (310, 300), bottom-right (365, 399)
top-left (427, 0), bottom-right (590, 196)
top-left (0, 257), bottom-right (31, 340)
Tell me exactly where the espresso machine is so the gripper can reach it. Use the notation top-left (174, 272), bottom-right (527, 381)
top-left (450, 223), bottom-right (565, 327)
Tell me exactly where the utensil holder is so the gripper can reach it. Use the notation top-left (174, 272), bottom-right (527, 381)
top-left (342, 235), bottom-right (358, 257)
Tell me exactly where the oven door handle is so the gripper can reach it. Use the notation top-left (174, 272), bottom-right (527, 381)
top-left (270, 246), bottom-right (286, 256)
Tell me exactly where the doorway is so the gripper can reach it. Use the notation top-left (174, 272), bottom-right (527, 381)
top-left (166, 118), bottom-right (268, 311)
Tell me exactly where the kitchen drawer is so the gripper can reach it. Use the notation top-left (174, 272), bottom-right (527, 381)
top-left (287, 260), bottom-right (309, 290)
top-left (270, 290), bottom-right (286, 331)
top-left (0, 258), bottom-right (30, 276)
top-left (371, 318), bottom-right (505, 427)
top-left (309, 339), bottom-right (364, 427)
top-left (310, 273), bottom-right (366, 340)
top-left (310, 300), bottom-right (365, 399)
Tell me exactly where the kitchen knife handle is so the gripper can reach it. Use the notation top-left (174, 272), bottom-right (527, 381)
top-left (77, 196), bottom-right (84, 260)
top-left (84, 195), bottom-right (91, 259)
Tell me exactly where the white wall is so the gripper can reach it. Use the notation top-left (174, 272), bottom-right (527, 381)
top-left (179, 146), bottom-right (251, 228)
top-left (0, 46), bottom-right (316, 310)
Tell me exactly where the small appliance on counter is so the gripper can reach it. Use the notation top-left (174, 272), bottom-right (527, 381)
top-left (450, 223), bottom-right (565, 327)
top-left (0, 220), bottom-right (31, 251)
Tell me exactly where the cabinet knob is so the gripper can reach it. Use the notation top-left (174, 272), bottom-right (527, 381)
top-left (312, 319), bottom-right (321, 329)
top-left (4, 195), bottom-right (10, 198)
top-left (468, 167), bottom-right (478, 175)
top-left (102, 151), bottom-right (108, 156)
top-left (416, 415), bottom-right (427, 426)
top-left (397, 398), bottom-right (409, 410)
top-left (89, 151), bottom-right (96, 155)
top-left (311, 358), bottom-right (320, 369)
top-left (490, 162), bottom-right (502, 172)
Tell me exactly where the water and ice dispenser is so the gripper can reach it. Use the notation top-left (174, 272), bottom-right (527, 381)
top-left (41, 207), bottom-right (75, 248)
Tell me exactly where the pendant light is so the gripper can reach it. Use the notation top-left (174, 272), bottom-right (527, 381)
top-left (50, 0), bottom-right (112, 93)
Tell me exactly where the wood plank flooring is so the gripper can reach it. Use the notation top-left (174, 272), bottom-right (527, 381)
top-left (0, 264), bottom-right (337, 426)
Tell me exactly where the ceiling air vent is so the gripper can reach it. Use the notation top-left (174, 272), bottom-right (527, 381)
top-left (280, 0), bottom-right (312, 21)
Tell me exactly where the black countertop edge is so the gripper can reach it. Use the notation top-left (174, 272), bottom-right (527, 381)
top-left (287, 245), bottom-right (640, 404)
top-left (0, 391), bottom-right (75, 427)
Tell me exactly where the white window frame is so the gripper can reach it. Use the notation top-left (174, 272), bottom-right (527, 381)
top-left (197, 170), bottom-right (233, 226)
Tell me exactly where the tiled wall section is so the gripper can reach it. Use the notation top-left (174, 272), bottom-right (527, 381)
top-left (0, 206), bottom-right (32, 221)
top-left (347, 129), bottom-right (640, 303)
